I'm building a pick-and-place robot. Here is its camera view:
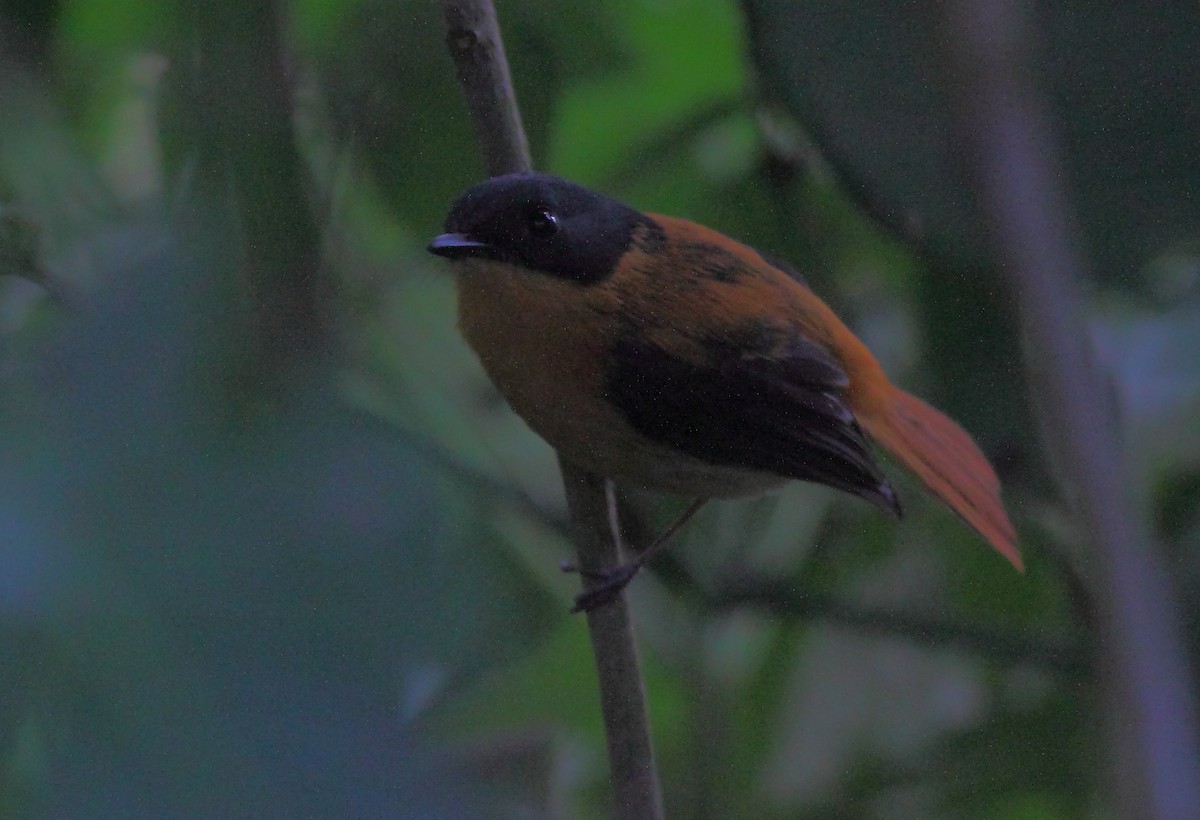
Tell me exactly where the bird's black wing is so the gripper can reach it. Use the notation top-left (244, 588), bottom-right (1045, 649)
top-left (606, 330), bottom-right (901, 514)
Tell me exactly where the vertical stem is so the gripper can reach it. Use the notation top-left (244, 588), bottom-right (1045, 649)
top-left (439, 0), bottom-right (531, 177)
top-left (560, 463), bottom-right (665, 819)
top-left (436, 3), bottom-right (663, 816)
top-left (940, 2), bottom-right (1200, 817)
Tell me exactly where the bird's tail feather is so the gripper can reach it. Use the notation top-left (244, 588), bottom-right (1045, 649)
top-left (857, 385), bottom-right (1022, 570)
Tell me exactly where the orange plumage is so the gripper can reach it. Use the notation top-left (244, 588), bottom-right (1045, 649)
top-left (855, 385), bottom-right (1021, 569)
top-left (430, 173), bottom-right (1022, 585)
top-left (642, 215), bottom-right (1021, 569)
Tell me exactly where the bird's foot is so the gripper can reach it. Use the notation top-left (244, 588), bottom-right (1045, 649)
top-left (562, 561), bottom-right (642, 613)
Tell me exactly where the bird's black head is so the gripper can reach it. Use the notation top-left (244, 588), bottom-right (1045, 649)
top-left (427, 173), bottom-right (653, 285)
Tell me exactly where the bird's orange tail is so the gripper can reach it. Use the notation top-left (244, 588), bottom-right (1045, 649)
top-left (856, 385), bottom-right (1022, 570)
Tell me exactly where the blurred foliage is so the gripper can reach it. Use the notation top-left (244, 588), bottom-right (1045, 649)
top-left (0, 0), bottom-right (1197, 818)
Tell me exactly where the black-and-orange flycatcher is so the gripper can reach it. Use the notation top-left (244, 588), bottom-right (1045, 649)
top-left (429, 173), bottom-right (1020, 610)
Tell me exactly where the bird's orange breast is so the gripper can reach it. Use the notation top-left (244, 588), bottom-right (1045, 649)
top-left (455, 256), bottom-right (623, 453)
top-left (453, 244), bottom-right (785, 496)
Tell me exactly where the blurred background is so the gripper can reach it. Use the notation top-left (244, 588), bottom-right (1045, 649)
top-left (1, 0), bottom-right (1198, 816)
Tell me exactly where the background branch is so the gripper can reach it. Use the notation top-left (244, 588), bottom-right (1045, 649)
top-left (698, 574), bottom-right (1090, 678)
top-left (940, 1), bottom-right (1200, 817)
top-left (437, 3), bottom-right (663, 817)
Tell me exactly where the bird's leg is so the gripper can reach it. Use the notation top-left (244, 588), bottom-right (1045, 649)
top-left (566, 497), bottom-right (709, 613)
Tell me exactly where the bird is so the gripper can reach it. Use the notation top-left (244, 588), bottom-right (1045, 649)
top-left (428, 172), bottom-right (1020, 611)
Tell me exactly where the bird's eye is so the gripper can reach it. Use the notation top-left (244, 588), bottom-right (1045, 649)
top-left (526, 206), bottom-right (559, 238)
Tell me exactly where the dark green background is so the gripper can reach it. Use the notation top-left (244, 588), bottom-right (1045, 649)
top-left (1, 0), bottom-right (1197, 816)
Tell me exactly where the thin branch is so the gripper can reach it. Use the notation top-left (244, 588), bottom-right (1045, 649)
top-left (439, 0), bottom-right (531, 177)
top-left (436, 3), bottom-right (663, 817)
top-left (700, 574), bottom-right (1090, 679)
top-left (560, 463), bottom-right (665, 819)
top-left (939, 1), bottom-right (1200, 817)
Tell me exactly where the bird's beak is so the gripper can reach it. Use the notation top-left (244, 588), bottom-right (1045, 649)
top-left (427, 233), bottom-right (495, 259)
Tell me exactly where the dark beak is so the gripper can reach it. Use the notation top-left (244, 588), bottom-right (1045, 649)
top-left (427, 232), bottom-right (495, 259)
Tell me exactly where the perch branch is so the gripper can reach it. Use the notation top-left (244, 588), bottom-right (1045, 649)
top-left (437, 3), bottom-right (663, 817)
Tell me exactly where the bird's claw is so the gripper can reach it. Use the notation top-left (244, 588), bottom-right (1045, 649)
top-left (570, 563), bottom-right (641, 613)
